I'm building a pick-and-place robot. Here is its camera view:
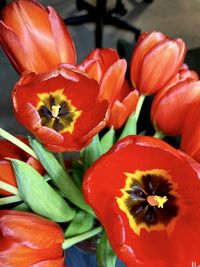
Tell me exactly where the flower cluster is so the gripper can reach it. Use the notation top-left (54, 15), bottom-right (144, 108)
top-left (0, 1), bottom-right (200, 267)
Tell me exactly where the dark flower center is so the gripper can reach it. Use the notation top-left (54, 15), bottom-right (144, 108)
top-left (117, 170), bottom-right (179, 235)
top-left (36, 89), bottom-right (81, 133)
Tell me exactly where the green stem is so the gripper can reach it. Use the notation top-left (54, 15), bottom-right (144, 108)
top-left (0, 181), bottom-right (19, 195)
top-left (57, 153), bottom-right (65, 169)
top-left (0, 128), bottom-right (38, 159)
top-left (153, 131), bottom-right (165, 139)
top-left (134, 94), bottom-right (146, 124)
top-left (0, 195), bottom-right (21, 205)
top-left (62, 226), bottom-right (103, 250)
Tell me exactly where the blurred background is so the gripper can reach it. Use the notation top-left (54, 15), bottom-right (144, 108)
top-left (0, 0), bottom-right (200, 135)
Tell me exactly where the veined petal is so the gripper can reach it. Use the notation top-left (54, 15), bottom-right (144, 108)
top-left (181, 103), bottom-right (200, 162)
top-left (0, 239), bottom-right (63, 267)
top-left (0, 211), bottom-right (64, 248)
top-left (30, 258), bottom-right (64, 267)
top-left (139, 39), bottom-right (186, 94)
top-left (0, 21), bottom-right (26, 73)
top-left (48, 6), bottom-right (76, 64)
top-left (151, 79), bottom-right (200, 135)
top-left (130, 31), bottom-right (166, 88)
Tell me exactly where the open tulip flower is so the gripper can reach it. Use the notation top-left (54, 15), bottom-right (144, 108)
top-left (130, 31), bottom-right (186, 95)
top-left (181, 102), bottom-right (200, 162)
top-left (80, 48), bottom-right (139, 129)
top-left (151, 68), bottom-right (200, 135)
top-left (0, 137), bottom-right (44, 196)
top-left (83, 135), bottom-right (200, 267)
top-left (0, 210), bottom-right (65, 267)
top-left (0, 0), bottom-right (76, 74)
top-left (12, 65), bottom-right (108, 152)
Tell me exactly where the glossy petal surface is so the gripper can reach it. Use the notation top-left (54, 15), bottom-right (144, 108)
top-left (83, 135), bottom-right (200, 267)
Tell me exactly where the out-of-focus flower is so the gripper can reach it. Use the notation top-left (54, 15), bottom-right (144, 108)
top-left (181, 102), bottom-right (200, 162)
top-left (151, 69), bottom-right (200, 135)
top-left (80, 48), bottom-right (139, 129)
top-left (0, 137), bottom-right (44, 196)
top-left (83, 135), bottom-right (200, 267)
top-left (0, 0), bottom-right (76, 74)
top-left (130, 31), bottom-right (186, 95)
top-left (0, 210), bottom-right (65, 267)
top-left (12, 65), bottom-right (108, 152)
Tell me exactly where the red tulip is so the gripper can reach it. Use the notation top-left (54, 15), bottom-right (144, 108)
top-left (130, 31), bottom-right (186, 95)
top-left (0, 210), bottom-right (65, 267)
top-left (12, 65), bottom-right (108, 152)
top-left (0, 137), bottom-right (44, 196)
top-left (80, 48), bottom-right (139, 129)
top-left (83, 135), bottom-right (200, 267)
top-left (151, 69), bottom-right (200, 135)
top-left (0, 0), bottom-right (76, 74)
top-left (181, 102), bottom-right (200, 162)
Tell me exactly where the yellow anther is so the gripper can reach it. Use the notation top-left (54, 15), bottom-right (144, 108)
top-left (51, 105), bottom-right (60, 118)
top-left (147, 195), bottom-right (168, 208)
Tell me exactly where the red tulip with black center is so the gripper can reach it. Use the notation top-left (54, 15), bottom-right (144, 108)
top-left (12, 66), bottom-right (108, 152)
top-left (83, 135), bottom-right (200, 267)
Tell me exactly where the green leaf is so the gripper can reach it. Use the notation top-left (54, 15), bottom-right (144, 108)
top-left (100, 127), bottom-right (115, 154)
top-left (13, 202), bottom-right (30, 211)
top-left (96, 231), bottom-right (117, 267)
top-left (29, 137), bottom-right (93, 215)
top-left (119, 112), bottom-right (137, 140)
top-left (81, 134), bottom-right (102, 172)
top-left (10, 159), bottom-right (75, 222)
top-left (72, 160), bottom-right (83, 189)
top-left (65, 210), bottom-right (94, 238)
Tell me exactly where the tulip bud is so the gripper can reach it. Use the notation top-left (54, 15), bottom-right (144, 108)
top-left (130, 31), bottom-right (186, 95)
top-left (0, 0), bottom-right (76, 74)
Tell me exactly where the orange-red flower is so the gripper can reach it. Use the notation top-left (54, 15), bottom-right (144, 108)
top-left (83, 135), bottom-right (200, 267)
top-left (0, 210), bottom-right (65, 267)
top-left (151, 68), bottom-right (200, 135)
top-left (0, 137), bottom-right (44, 196)
top-left (12, 66), bottom-right (108, 152)
top-left (181, 102), bottom-right (200, 162)
top-left (130, 31), bottom-right (186, 95)
top-left (0, 0), bottom-right (76, 74)
top-left (80, 48), bottom-right (139, 129)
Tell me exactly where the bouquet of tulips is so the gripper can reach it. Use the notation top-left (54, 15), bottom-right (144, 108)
top-left (0, 1), bottom-right (200, 266)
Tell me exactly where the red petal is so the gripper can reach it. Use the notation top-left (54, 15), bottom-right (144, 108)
top-left (0, 161), bottom-right (16, 196)
top-left (99, 59), bottom-right (127, 107)
top-left (36, 127), bottom-right (64, 145)
top-left (87, 48), bottom-right (119, 72)
top-left (107, 100), bottom-right (127, 129)
top-left (0, 238), bottom-right (63, 267)
top-left (74, 100), bottom-right (108, 142)
top-left (151, 79), bottom-right (200, 135)
top-left (0, 21), bottom-right (26, 73)
top-left (30, 258), bottom-right (64, 267)
top-left (181, 103), bottom-right (200, 162)
top-left (80, 59), bottom-right (103, 83)
top-left (130, 31), bottom-right (166, 88)
top-left (83, 135), bottom-right (200, 266)
top-left (139, 39), bottom-right (186, 94)
top-left (0, 210), bottom-right (64, 248)
top-left (48, 7), bottom-right (76, 64)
